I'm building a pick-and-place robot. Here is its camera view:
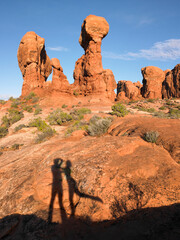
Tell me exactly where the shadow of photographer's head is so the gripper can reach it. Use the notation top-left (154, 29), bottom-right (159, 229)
top-left (54, 158), bottom-right (63, 168)
top-left (66, 160), bottom-right (72, 168)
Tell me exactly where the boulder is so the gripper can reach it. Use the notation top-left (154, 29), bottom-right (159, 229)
top-left (73, 15), bottom-right (116, 100)
top-left (141, 66), bottom-right (165, 99)
top-left (162, 64), bottom-right (180, 98)
top-left (17, 31), bottom-right (52, 96)
top-left (117, 80), bottom-right (142, 100)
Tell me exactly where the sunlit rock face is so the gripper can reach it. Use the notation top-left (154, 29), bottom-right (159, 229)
top-left (17, 31), bottom-right (52, 96)
top-left (141, 66), bottom-right (165, 99)
top-left (162, 64), bottom-right (180, 98)
top-left (73, 15), bottom-right (116, 100)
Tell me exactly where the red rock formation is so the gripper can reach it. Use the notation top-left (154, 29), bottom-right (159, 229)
top-left (17, 31), bottom-right (52, 96)
top-left (162, 64), bottom-right (180, 98)
top-left (51, 58), bottom-right (71, 93)
top-left (117, 80), bottom-right (142, 100)
top-left (141, 66), bottom-right (165, 99)
top-left (73, 15), bottom-right (116, 100)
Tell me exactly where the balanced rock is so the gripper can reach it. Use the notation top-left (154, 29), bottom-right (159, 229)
top-left (141, 66), bottom-right (165, 99)
top-left (117, 80), bottom-right (142, 100)
top-left (17, 31), bottom-right (52, 96)
top-left (162, 64), bottom-right (180, 98)
top-left (73, 15), bottom-right (116, 100)
top-left (51, 58), bottom-right (71, 93)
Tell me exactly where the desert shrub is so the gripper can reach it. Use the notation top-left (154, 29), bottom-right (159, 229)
top-left (8, 109), bottom-right (24, 124)
top-left (47, 109), bottom-right (72, 125)
top-left (70, 108), bottom-right (91, 120)
top-left (24, 92), bottom-right (36, 101)
top-left (111, 103), bottom-right (128, 117)
top-left (0, 100), bottom-right (6, 105)
top-left (29, 117), bottom-right (50, 132)
top-left (159, 106), bottom-right (166, 110)
top-left (31, 96), bottom-right (39, 103)
top-left (153, 111), bottom-right (167, 118)
top-left (9, 96), bottom-right (15, 101)
top-left (11, 143), bottom-right (20, 150)
top-left (35, 128), bottom-right (56, 143)
top-left (23, 105), bottom-right (33, 113)
top-left (2, 109), bottom-right (24, 127)
top-left (0, 126), bottom-right (8, 138)
top-left (146, 108), bottom-right (155, 113)
top-left (73, 90), bottom-right (79, 96)
top-left (143, 131), bottom-right (159, 143)
top-left (66, 120), bottom-right (88, 136)
top-left (34, 106), bottom-right (42, 115)
top-left (168, 108), bottom-right (180, 119)
top-left (87, 116), bottom-right (112, 136)
top-left (147, 99), bottom-right (155, 103)
top-left (62, 104), bottom-right (68, 108)
top-left (14, 124), bottom-right (26, 132)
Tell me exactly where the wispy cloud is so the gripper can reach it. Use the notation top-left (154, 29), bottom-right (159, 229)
top-left (0, 95), bottom-right (12, 100)
top-left (137, 17), bottom-right (154, 26)
top-left (103, 39), bottom-right (180, 61)
top-left (47, 46), bottom-right (69, 52)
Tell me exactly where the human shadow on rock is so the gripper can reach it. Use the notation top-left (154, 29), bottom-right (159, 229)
top-left (63, 160), bottom-right (103, 217)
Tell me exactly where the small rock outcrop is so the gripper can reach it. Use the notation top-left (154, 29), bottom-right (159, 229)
top-left (17, 31), bottom-right (52, 96)
top-left (141, 66), bottom-right (165, 99)
top-left (73, 15), bottom-right (116, 100)
top-left (162, 64), bottom-right (180, 98)
top-left (117, 80), bottom-right (142, 100)
top-left (51, 58), bottom-right (71, 93)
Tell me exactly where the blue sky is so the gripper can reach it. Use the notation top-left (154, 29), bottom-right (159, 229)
top-left (0, 0), bottom-right (180, 99)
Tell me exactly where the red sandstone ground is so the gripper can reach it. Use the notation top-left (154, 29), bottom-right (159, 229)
top-left (0, 98), bottom-right (180, 239)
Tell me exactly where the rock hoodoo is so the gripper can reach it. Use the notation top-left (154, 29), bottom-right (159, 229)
top-left (73, 15), bottom-right (116, 100)
top-left (51, 58), bottom-right (71, 94)
top-left (117, 80), bottom-right (142, 100)
top-left (141, 66), bottom-right (165, 99)
top-left (17, 31), bottom-right (52, 96)
top-left (162, 64), bottom-right (180, 98)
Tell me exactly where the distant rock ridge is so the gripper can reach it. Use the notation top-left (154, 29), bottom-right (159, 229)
top-left (17, 18), bottom-right (180, 101)
top-left (117, 64), bottom-right (180, 100)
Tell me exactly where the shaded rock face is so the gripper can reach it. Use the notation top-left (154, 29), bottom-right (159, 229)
top-left (141, 66), bottom-right (165, 99)
top-left (162, 64), bottom-right (180, 98)
top-left (73, 15), bottom-right (116, 100)
top-left (117, 80), bottom-right (142, 100)
top-left (51, 58), bottom-right (71, 93)
top-left (17, 32), bottom-right (52, 96)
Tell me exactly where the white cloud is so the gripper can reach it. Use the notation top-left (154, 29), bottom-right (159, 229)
top-left (103, 39), bottom-right (180, 61)
top-left (47, 46), bottom-right (69, 52)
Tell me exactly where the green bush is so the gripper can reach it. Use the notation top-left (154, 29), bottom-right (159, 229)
top-left (168, 108), bottom-right (180, 119)
top-left (147, 99), bottom-right (155, 103)
top-left (111, 103), bottom-right (128, 117)
top-left (0, 126), bottom-right (8, 138)
top-left (87, 116), bottom-right (112, 136)
top-left (31, 96), bottom-right (39, 103)
top-left (154, 111), bottom-right (167, 118)
top-left (11, 143), bottom-right (20, 150)
top-left (62, 104), bottom-right (68, 108)
top-left (70, 108), bottom-right (91, 120)
top-left (24, 92), bottom-right (36, 101)
top-left (1, 109), bottom-right (24, 127)
top-left (159, 106), bottom-right (166, 110)
top-left (73, 90), bottom-right (79, 96)
top-left (143, 131), bottom-right (159, 143)
top-left (0, 100), bottom-right (6, 105)
top-left (23, 105), bottom-right (33, 113)
top-left (29, 117), bottom-right (50, 132)
top-left (47, 109), bottom-right (72, 125)
top-left (66, 120), bottom-right (88, 136)
top-left (14, 124), bottom-right (27, 132)
top-left (35, 128), bottom-right (56, 143)
top-left (34, 106), bottom-right (42, 115)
